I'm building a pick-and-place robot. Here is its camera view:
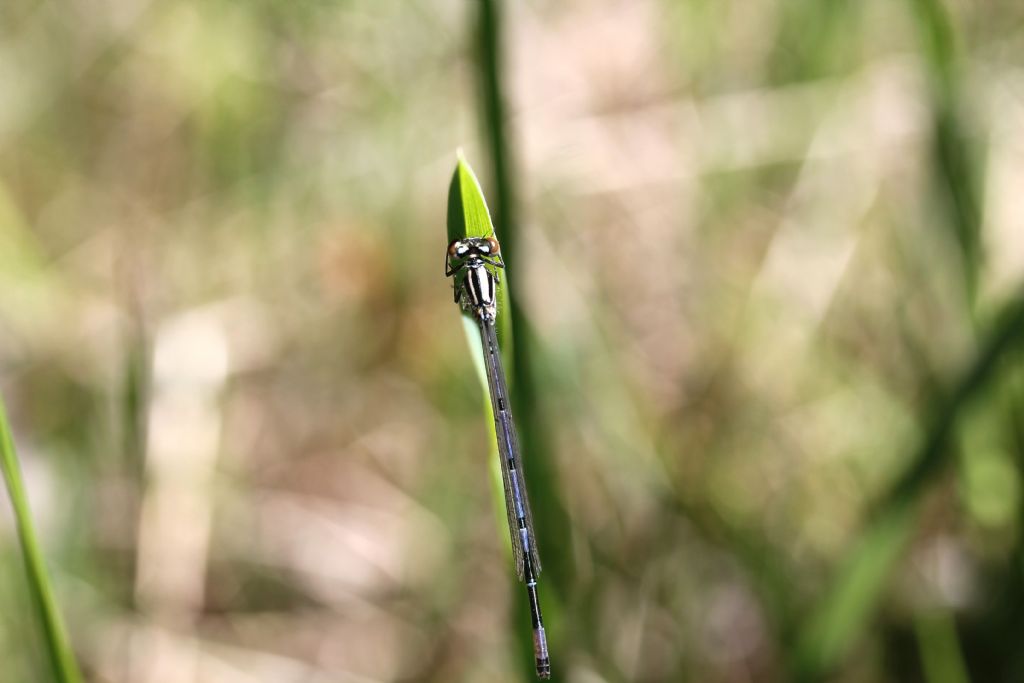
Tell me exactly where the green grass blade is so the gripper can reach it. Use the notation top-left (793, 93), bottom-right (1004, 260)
top-left (0, 396), bottom-right (82, 683)
top-left (447, 153), bottom-right (516, 541)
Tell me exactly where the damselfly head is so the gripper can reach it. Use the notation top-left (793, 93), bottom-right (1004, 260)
top-left (447, 235), bottom-right (500, 263)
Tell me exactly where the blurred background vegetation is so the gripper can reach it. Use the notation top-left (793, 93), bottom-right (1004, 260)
top-left (2, 0), bottom-right (1024, 681)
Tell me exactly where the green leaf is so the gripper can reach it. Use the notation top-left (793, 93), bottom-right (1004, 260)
top-left (0, 396), bottom-right (83, 683)
top-left (445, 152), bottom-right (517, 561)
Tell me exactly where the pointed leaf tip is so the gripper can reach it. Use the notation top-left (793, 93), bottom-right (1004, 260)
top-left (447, 155), bottom-right (495, 244)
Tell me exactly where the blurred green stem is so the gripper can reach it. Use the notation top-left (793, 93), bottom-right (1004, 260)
top-left (916, 611), bottom-right (971, 683)
top-left (909, 0), bottom-right (982, 307)
top-left (0, 397), bottom-right (82, 683)
top-left (475, 0), bottom-right (572, 677)
top-left (476, 0), bottom-right (516, 258)
top-left (475, 0), bottom-right (570, 583)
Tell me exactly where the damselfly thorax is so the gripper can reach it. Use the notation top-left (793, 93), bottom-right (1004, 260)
top-left (445, 236), bottom-right (504, 322)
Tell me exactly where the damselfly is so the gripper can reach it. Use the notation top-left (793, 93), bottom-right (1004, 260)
top-left (446, 235), bottom-right (551, 679)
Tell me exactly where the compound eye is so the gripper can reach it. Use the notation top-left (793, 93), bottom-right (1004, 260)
top-left (486, 236), bottom-right (500, 254)
top-left (448, 239), bottom-right (460, 257)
